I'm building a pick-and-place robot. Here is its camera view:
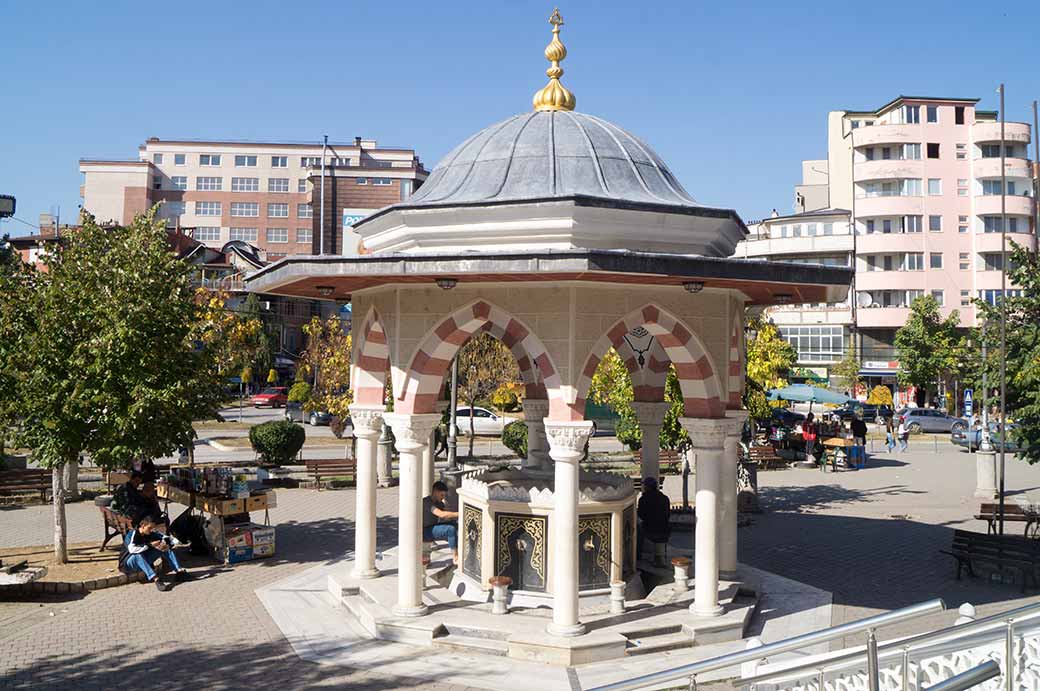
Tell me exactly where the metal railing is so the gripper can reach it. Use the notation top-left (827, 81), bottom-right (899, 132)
top-left (585, 599), bottom-right (945, 691)
top-left (922, 661), bottom-right (1000, 691)
top-left (743, 600), bottom-right (1040, 691)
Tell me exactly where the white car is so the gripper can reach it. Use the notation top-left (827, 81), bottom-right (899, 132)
top-left (454, 407), bottom-right (507, 436)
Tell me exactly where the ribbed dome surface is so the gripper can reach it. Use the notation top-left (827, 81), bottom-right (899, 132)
top-left (406, 111), bottom-right (700, 208)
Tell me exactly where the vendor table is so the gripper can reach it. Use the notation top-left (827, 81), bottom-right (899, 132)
top-left (820, 437), bottom-right (853, 472)
top-left (157, 483), bottom-right (277, 564)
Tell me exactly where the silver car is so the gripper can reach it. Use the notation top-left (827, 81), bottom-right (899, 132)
top-left (896, 407), bottom-right (961, 434)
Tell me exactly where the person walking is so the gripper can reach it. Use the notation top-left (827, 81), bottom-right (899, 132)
top-left (884, 415), bottom-right (896, 452)
top-left (850, 413), bottom-right (868, 469)
top-left (896, 416), bottom-right (910, 452)
top-left (802, 413), bottom-right (818, 463)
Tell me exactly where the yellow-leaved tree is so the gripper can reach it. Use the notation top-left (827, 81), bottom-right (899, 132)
top-left (300, 316), bottom-right (353, 423)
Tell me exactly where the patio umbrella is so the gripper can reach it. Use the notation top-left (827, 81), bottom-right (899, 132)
top-left (767, 384), bottom-right (851, 413)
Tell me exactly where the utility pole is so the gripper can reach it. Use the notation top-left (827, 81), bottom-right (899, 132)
top-left (1033, 100), bottom-right (1039, 242)
top-left (998, 84), bottom-right (1008, 536)
top-left (319, 135), bottom-right (327, 255)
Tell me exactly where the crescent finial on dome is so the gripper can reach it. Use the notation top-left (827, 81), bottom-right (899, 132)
top-left (532, 8), bottom-right (575, 112)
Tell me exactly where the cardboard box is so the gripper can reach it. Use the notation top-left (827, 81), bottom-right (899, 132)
top-left (226, 530), bottom-right (251, 548)
top-left (250, 526), bottom-right (275, 546)
top-left (227, 546), bottom-right (253, 564)
top-left (252, 543), bottom-right (275, 558)
top-left (245, 494), bottom-right (270, 513)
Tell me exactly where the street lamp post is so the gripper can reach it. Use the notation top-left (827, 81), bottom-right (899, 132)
top-left (997, 84), bottom-right (1008, 536)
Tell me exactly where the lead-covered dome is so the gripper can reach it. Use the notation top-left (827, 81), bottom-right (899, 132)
top-left (404, 110), bottom-right (700, 209)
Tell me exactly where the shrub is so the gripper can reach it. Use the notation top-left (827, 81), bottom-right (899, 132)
top-left (288, 382), bottom-right (312, 404)
top-left (249, 420), bottom-right (306, 465)
top-left (502, 420), bottom-right (527, 458)
top-left (866, 385), bottom-right (893, 407)
top-left (616, 413), bottom-right (642, 451)
top-left (491, 382), bottom-right (524, 412)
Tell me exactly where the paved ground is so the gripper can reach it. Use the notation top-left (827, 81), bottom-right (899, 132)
top-left (2, 443), bottom-right (1039, 689)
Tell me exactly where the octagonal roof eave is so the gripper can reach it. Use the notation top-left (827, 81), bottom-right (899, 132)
top-left (243, 247), bottom-right (853, 307)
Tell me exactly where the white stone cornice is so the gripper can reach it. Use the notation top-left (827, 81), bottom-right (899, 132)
top-left (348, 404), bottom-right (386, 438)
top-left (543, 420), bottom-right (594, 462)
top-left (631, 401), bottom-right (672, 427)
top-left (679, 417), bottom-right (729, 450)
top-left (522, 399), bottom-right (550, 421)
top-left (724, 410), bottom-right (750, 438)
top-left (382, 413), bottom-right (441, 451)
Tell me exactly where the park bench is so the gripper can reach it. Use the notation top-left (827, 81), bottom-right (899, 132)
top-left (632, 449), bottom-right (683, 475)
top-left (99, 506), bottom-right (135, 550)
top-left (941, 529), bottom-right (1040, 592)
top-left (975, 502), bottom-right (1038, 538)
top-left (305, 459), bottom-right (357, 489)
top-left (0, 469), bottom-right (51, 502)
top-left (747, 445), bottom-right (786, 471)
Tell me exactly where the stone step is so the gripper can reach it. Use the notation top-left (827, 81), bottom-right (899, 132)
top-left (441, 623), bottom-right (511, 641)
top-left (624, 630), bottom-right (695, 656)
top-left (431, 633), bottom-right (509, 657)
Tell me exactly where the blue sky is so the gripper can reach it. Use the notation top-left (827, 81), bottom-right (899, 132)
top-left (2, 0), bottom-right (1039, 236)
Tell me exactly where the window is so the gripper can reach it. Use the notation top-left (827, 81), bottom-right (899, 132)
top-left (955, 106), bottom-right (965, 125)
top-left (851, 120), bottom-right (861, 130)
top-left (866, 256), bottom-right (878, 271)
top-left (791, 224), bottom-right (802, 237)
top-left (955, 144), bottom-right (966, 160)
top-left (959, 253), bottom-right (969, 270)
top-left (230, 202), bottom-right (259, 217)
top-left (904, 253), bottom-right (924, 271)
top-left (807, 223), bottom-right (817, 236)
top-left (331, 157), bottom-right (351, 167)
top-left (926, 105), bottom-right (938, 123)
top-left (981, 144), bottom-right (1009, 159)
top-left (196, 176), bottom-right (222, 191)
top-left (301, 156), bottom-right (321, 167)
top-left (903, 143), bottom-right (921, 160)
top-left (883, 255), bottom-right (893, 271)
top-left (904, 105), bottom-right (920, 124)
top-left (928, 215), bottom-right (942, 232)
top-left (234, 155), bottom-right (257, 167)
top-left (200, 154), bottom-right (221, 166)
top-left (373, 178), bottom-right (392, 185)
top-left (978, 289), bottom-right (1024, 306)
top-left (195, 201), bottom-right (221, 216)
top-left (152, 176), bottom-right (162, 190)
top-left (271, 156), bottom-right (288, 168)
top-left (982, 180), bottom-right (1016, 196)
top-left (823, 223), bottom-right (834, 235)
top-left (298, 179), bottom-right (307, 193)
top-left (268, 203), bottom-right (289, 218)
top-left (194, 227), bottom-right (221, 242)
top-left (957, 179), bottom-right (968, 197)
top-left (162, 201), bottom-right (185, 216)
top-left (171, 176), bottom-right (187, 190)
top-left (931, 290), bottom-right (944, 306)
top-left (297, 203), bottom-right (312, 219)
top-left (174, 153), bottom-right (186, 166)
top-left (777, 325), bottom-right (846, 363)
top-left (297, 228), bottom-right (312, 244)
top-left (983, 216), bottom-right (1020, 233)
top-left (153, 153), bottom-right (163, 164)
top-left (881, 147), bottom-right (891, 160)
top-left (265, 178), bottom-right (289, 193)
top-left (266, 228), bottom-right (288, 243)
top-left (981, 253), bottom-right (1005, 271)
top-left (903, 215), bottom-right (923, 233)
top-left (927, 178), bottom-right (942, 195)
top-left (356, 177), bottom-right (368, 185)
top-left (929, 252), bottom-right (943, 269)
top-left (927, 143), bottom-right (940, 159)
top-left (866, 219), bottom-right (875, 234)
top-left (883, 219), bottom-right (893, 234)
top-left (904, 179), bottom-right (922, 196)
top-left (231, 177), bottom-right (259, 192)
top-left (959, 224), bottom-right (968, 234)
top-left (960, 289), bottom-right (971, 306)
top-left (229, 227), bottom-right (258, 242)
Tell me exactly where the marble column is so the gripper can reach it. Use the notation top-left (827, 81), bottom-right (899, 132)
top-left (383, 412), bottom-right (441, 617)
top-left (631, 401), bottom-right (671, 483)
top-left (720, 411), bottom-right (749, 580)
top-left (348, 404), bottom-right (385, 579)
top-left (421, 426), bottom-right (436, 498)
top-left (544, 419), bottom-right (595, 637)
top-left (522, 399), bottom-right (550, 470)
top-left (680, 417), bottom-right (728, 617)
top-left (376, 421), bottom-right (394, 488)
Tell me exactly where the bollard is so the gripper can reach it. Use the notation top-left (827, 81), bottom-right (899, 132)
top-left (956, 602), bottom-right (977, 625)
top-left (741, 637), bottom-right (765, 679)
top-left (672, 556), bottom-right (691, 593)
top-left (610, 581), bottom-right (626, 614)
top-left (489, 576), bottom-right (512, 615)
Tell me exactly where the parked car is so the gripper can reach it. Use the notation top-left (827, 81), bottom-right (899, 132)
top-left (252, 387), bottom-right (288, 408)
top-left (284, 402), bottom-right (331, 426)
top-left (896, 407), bottom-right (961, 434)
top-left (828, 403), bottom-right (893, 423)
top-left (767, 408), bottom-right (806, 429)
top-left (454, 407), bottom-right (508, 436)
top-left (950, 422), bottom-right (1020, 452)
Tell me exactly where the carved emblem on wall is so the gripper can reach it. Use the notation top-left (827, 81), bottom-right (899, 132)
top-left (577, 513), bottom-right (611, 590)
top-left (462, 504), bottom-right (482, 580)
top-left (495, 513), bottom-right (547, 592)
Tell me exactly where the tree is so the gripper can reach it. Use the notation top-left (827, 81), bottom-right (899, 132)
top-left (456, 332), bottom-right (519, 457)
top-left (300, 315), bottom-right (353, 420)
top-left (0, 235), bottom-right (31, 463)
top-left (894, 295), bottom-right (961, 404)
top-left (194, 289), bottom-right (265, 381)
top-left (832, 346), bottom-right (862, 396)
top-left (866, 385), bottom-right (893, 406)
top-left (0, 211), bottom-right (230, 562)
top-left (976, 242), bottom-right (1040, 464)
top-left (241, 293), bottom-right (275, 388)
top-left (743, 316), bottom-right (797, 421)
top-left (589, 348), bottom-right (637, 445)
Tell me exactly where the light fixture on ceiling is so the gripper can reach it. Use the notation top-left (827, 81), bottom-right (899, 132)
top-left (316, 285), bottom-right (335, 297)
top-left (436, 278), bottom-right (459, 290)
top-left (774, 293), bottom-right (793, 304)
top-left (682, 281), bottom-right (704, 293)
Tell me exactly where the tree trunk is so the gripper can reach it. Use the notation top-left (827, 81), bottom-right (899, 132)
top-left (63, 459), bottom-right (80, 501)
top-left (52, 463), bottom-right (68, 564)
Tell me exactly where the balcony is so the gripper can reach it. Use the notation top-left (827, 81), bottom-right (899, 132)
top-left (972, 121), bottom-right (1031, 144)
top-left (855, 194), bottom-right (925, 217)
top-left (740, 233), bottom-right (853, 259)
top-left (854, 159), bottom-right (924, 183)
top-left (973, 156), bottom-right (1033, 179)
top-left (856, 232), bottom-right (927, 254)
top-left (857, 306), bottom-right (911, 329)
top-left (852, 124), bottom-right (920, 147)
top-left (765, 305), bottom-right (853, 326)
top-left (855, 271), bottom-right (927, 292)
top-left (974, 194), bottom-right (1034, 216)
top-left (974, 228), bottom-right (1037, 253)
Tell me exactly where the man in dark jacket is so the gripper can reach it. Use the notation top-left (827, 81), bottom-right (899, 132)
top-left (850, 413), bottom-right (868, 469)
top-left (637, 477), bottom-right (671, 562)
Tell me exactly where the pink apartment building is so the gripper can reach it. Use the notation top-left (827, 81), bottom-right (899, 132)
top-left (739, 95), bottom-right (1037, 394)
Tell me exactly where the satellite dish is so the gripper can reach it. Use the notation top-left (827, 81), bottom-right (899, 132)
top-left (856, 293), bottom-right (873, 308)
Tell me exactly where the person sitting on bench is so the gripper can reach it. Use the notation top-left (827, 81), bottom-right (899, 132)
top-left (130, 482), bottom-right (167, 526)
top-left (124, 515), bottom-right (191, 591)
top-left (111, 470), bottom-right (144, 517)
top-left (637, 477), bottom-right (671, 561)
top-left (422, 481), bottom-right (459, 565)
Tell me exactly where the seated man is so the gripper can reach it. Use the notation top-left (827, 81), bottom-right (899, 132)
top-left (110, 471), bottom-right (143, 516)
top-left (422, 481), bottom-right (459, 565)
top-left (123, 515), bottom-right (191, 591)
top-left (129, 482), bottom-right (167, 527)
top-left (637, 477), bottom-right (671, 559)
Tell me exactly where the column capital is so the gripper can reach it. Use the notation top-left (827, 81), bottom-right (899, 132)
top-left (724, 410), bottom-right (750, 439)
top-left (383, 412), bottom-right (441, 451)
top-left (348, 404), bottom-right (386, 438)
top-left (543, 420), bottom-right (594, 462)
top-left (631, 400), bottom-right (672, 427)
top-left (522, 399), bottom-right (550, 420)
top-left (679, 417), bottom-right (734, 450)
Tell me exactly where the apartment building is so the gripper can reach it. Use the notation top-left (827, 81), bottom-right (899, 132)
top-left (739, 95), bottom-right (1037, 394)
top-left (80, 137), bottom-right (428, 258)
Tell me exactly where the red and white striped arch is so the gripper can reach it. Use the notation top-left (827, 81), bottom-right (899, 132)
top-left (613, 336), bottom-right (670, 403)
top-left (396, 299), bottom-right (562, 415)
top-left (727, 308), bottom-right (745, 409)
top-left (576, 304), bottom-right (725, 419)
top-left (352, 307), bottom-right (391, 406)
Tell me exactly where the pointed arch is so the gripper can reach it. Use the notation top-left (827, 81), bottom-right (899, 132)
top-left (576, 304), bottom-right (725, 419)
top-left (727, 307), bottom-right (745, 409)
top-left (613, 335), bottom-right (670, 402)
top-left (397, 299), bottom-right (563, 415)
top-left (351, 306), bottom-right (390, 406)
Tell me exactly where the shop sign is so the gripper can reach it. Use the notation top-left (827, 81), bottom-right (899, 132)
top-left (864, 360), bottom-right (899, 370)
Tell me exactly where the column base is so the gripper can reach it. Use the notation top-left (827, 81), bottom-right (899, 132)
top-left (352, 567), bottom-right (381, 580)
top-left (392, 603), bottom-right (429, 618)
top-left (546, 621), bottom-right (587, 638)
top-left (690, 603), bottom-right (725, 617)
top-left (719, 569), bottom-right (739, 581)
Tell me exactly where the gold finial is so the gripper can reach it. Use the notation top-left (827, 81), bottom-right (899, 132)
top-left (532, 8), bottom-right (576, 112)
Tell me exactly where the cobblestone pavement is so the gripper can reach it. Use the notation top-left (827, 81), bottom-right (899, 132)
top-left (2, 444), bottom-right (1039, 689)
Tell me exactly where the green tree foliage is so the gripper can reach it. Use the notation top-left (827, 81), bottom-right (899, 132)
top-left (0, 211), bottom-right (229, 561)
top-left (300, 316), bottom-right (352, 418)
top-left (894, 295), bottom-right (961, 401)
top-left (659, 368), bottom-right (690, 451)
top-left (976, 242), bottom-right (1040, 464)
top-left (501, 419), bottom-right (527, 458)
top-left (832, 346), bottom-right (862, 395)
top-left (743, 316), bottom-right (797, 420)
top-left (241, 293), bottom-right (275, 381)
top-left (249, 419), bottom-right (306, 465)
top-left (288, 382), bottom-right (312, 403)
top-left (588, 348), bottom-right (638, 447)
top-left (457, 332), bottom-right (519, 457)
